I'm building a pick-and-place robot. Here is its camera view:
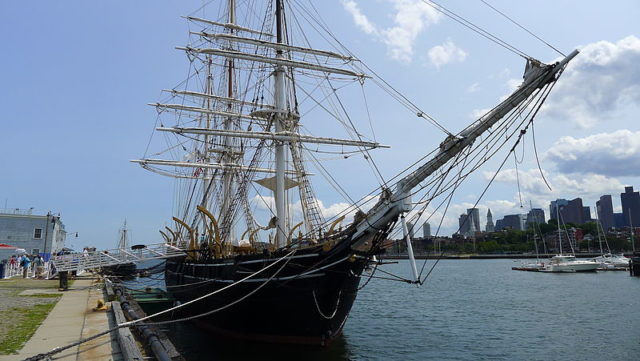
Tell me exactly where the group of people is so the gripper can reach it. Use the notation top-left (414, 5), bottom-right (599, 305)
top-left (7, 254), bottom-right (46, 279)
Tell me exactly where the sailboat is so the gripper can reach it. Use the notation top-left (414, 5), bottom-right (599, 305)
top-left (133, 1), bottom-right (578, 344)
top-left (592, 210), bottom-right (630, 270)
top-left (100, 220), bottom-right (137, 278)
top-left (541, 205), bottom-right (599, 272)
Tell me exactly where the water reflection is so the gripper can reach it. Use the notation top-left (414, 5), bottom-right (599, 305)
top-left (165, 321), bottom-right (353, 361)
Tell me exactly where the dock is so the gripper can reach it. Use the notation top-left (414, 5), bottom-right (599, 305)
top-left (0, 277), bottom-right (120, 361)
top-left (0, 275), bottom-right (183, 361)
top-left (511, 266), bottom-right (541, 272)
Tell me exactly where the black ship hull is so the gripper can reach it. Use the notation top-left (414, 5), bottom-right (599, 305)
top-left (165, 229), bottom-right (384, 345)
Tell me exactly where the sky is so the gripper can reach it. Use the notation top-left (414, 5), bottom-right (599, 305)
top-left (1, 0), bottom-right (639, 250)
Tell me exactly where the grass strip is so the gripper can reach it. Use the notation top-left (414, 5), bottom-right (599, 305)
top-left (0, 301), bottom-right (59, 354)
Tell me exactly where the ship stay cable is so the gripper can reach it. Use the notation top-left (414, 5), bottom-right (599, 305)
top-left (305, 74), bottom-right (548, 243)
top-left (531, 121), bottom-right (553, 191)
top-left (394, 79), bottom-right (555, 237)
top-left (284, 32), bottom-right (564, 239)
top-left (421, 0), bottom-right (530, 59)
top-left (479, 0), bottom-right (566, 57)
top-left (296, 0), bottom-right (452, 136)
top-left (373, 77), bottom-right (555, 277)
top-left (294, 95), bottom-right (529, 245)
top-left (286, 6), bottom-right (386, 187)
top-left (413, 82), bottom-right (559, 284)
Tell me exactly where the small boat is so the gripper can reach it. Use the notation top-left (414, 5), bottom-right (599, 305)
top-left (593, 253), bottom-right (630, 270)
top-left (541, 205), bottom-right (599, 273)
top-left (540, 255), bottom-right (599, 273)
top-left (591, 211), bottom-right (629, 270)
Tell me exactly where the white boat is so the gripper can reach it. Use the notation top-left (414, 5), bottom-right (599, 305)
top-left (593, 253), bottom-right (630, 270)
top-left (541, 204), bottom-right (599, 273)
top-left (541, 255), bottom-right (599, 273)
top-left (592, 210), bottom-right (630, 270)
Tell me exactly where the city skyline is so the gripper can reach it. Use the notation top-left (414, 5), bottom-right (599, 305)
top-left (452, 183), bottom-right (640, 235)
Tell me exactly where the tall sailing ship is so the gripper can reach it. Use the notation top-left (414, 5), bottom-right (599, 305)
top-left (133, 0), bottom-right (577, 345)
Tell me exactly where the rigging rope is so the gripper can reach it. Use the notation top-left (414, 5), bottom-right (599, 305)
top-left (422, 0), bottom-right (530, 59)
top-left (479, 0), bottom-right (566, 57)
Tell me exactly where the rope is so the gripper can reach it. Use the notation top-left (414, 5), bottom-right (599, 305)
top-left (312, 290), bottom-right (341, 320)
top-left (422, 0), bottom-right (530, 59)
top-left (479, 0), bottom-right (566, 56)
top-left (25, 249), bottom-right (297, 361)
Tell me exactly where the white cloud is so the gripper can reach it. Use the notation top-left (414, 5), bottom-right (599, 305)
top-left (543, 35), bottom-right (640, 128)
top-left (469, 108), bottom-right (491, 120)
top-left (483, 168), bottom-right (626, 211)
top-left (471, 76), bottom-right (523, 117)
top-left (341, 0), bottom-right (377, 35)
top-left (544, 130), bottom-right (640, 177)
top-left (251, 194), bottom-right (378, 228)
top-left (341, 0), bottom-right (442, 62)
top-left (467, 82), bottom-right (480, 93)
top-left (428, 39), bottom-right (467, 68)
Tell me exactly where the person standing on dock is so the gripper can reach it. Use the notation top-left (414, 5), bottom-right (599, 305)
top-left (33, 255), bottom-right (45, 279)
top-left (9, 255), bottom-right (17, 271)
top-left (20, 254), bottom-right (31, 278)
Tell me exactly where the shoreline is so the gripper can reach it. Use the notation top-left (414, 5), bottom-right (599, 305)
top-left (380, 252), bottom-right (631, 260)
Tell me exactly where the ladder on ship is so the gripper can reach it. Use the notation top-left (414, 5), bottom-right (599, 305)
top-left (50, 243), bottom-right (185, 272)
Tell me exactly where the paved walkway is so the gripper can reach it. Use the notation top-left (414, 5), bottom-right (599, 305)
top-left (0, 278), bottom-right (123, 361)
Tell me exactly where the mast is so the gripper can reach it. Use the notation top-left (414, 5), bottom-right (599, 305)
top-left (220, 0), bottom-right (237, 242)
top-left (118, 220), bottom-right (129, 250)
top-left (274, 0), bottom-right (287, 247)
top-left (630, 209), bottom-right (636, 253)
top-left (595, 209), bottom-right (604, 255)
top-left (556, 203), bottom-right (563, 255)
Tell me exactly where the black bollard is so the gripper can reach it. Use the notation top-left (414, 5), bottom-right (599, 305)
top-left (59, 271), bottom-right (69, 291)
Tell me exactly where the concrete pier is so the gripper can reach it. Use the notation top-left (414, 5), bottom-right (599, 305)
top-left (0, 277), bottom-right (123, 361)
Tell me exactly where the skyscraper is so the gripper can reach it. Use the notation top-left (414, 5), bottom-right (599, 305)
top-left (467, 208), bottom-right (480, 234)
top-left (486, 209), bottom-right (495, 232)
top-left (422, 222), bottom-right (431, 238)
top-left (549, 198), bottom-right (584, 224)
top-left (550, 199), bottom-right (569, 220)
top-left (596, 195), bottom-right (615, 231)
top-left (459, 208), bottom-right (480, 237)
top-left (458, 213), bottom-right (471, 236)
top-left (502, 214), bottom-right (523, 230)
top-left (559, 198), bottom-right (584, 225)
top-left (526, 208), bottom-right (545, 225)
top-left (582, 206), bottom-right (592, 222)
top-left (621, 186), bottom-right (640, 227)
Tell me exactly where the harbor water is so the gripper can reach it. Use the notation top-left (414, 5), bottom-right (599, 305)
top-left (132, 259), bottom-right (640, 360)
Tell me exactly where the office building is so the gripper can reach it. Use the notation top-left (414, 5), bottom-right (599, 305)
top-left (596, 195), bottom-right (615, 231)
top-left (621, 186), bottom-right (640, 227)
top-left (501, 214), bottom-right (524, 230)
top-left (467, 208), bottom-right (480, 235)
top-left (422, 222), bottom-right (431, 238)
top-left (582, 206), bottom-right (592, 222)
top-left (526, 208), bottom-right (545, 228)
top-left (549, 199), bottom-right (569, 220)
